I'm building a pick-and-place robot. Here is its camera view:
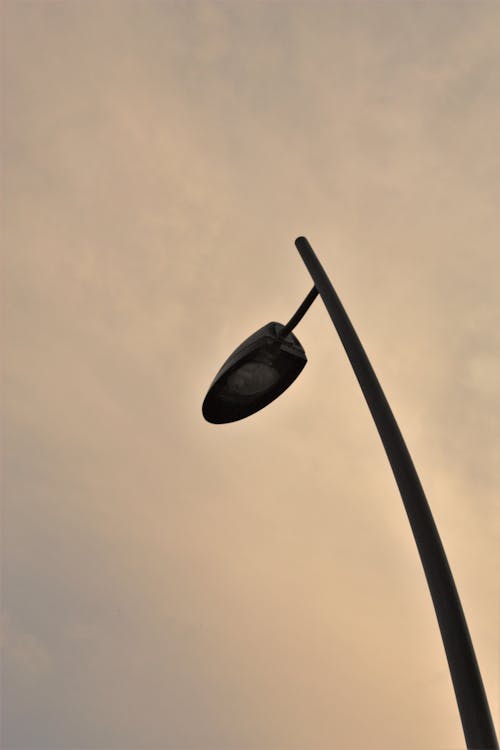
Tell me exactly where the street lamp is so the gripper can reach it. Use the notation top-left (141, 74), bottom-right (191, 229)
top-left (202, 236), bottom-right (498, 750)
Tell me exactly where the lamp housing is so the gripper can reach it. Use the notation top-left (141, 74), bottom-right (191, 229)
top-left (202, 322), bottom-right (307, 424)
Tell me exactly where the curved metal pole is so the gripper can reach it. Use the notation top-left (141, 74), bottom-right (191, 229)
top-left (295, 236), bottom-right (498, 750)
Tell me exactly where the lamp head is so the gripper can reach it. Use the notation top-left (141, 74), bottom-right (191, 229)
top-left (202, 322), bottom-right (307, 424)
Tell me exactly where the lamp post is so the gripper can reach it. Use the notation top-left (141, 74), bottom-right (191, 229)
top-left (202, 236), bottom-right (498, 749)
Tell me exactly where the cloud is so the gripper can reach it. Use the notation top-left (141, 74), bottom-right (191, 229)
top-left (2, 2), bottom-right (499, 748)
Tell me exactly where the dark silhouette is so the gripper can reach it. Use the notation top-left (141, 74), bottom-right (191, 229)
top-left (202, 236), bottom-right (498, 749)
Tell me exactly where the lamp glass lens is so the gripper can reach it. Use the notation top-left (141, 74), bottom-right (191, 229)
top-left (224, 361), bottom-right (280, 396)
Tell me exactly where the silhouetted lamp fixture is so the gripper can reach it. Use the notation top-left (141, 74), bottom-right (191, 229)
top-left (202, 236), bottom-right (498, 750)
top-left (203, 287), bottom-right (318, 423)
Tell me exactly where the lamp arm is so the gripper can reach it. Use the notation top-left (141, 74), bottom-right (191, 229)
top-left (280, 286), bottom-right (319, 338)
top-left (294, 236), bottom-right (498, 750)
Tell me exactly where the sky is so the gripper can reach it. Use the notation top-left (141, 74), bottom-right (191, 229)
top-left (1, 1), bottom-right (499, 748)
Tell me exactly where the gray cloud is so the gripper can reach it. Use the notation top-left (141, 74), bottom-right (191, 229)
top-left (2, 2), bottom-right (499, 748)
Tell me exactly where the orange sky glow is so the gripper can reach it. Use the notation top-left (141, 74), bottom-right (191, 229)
top-left (2, 2), bottom-right (499, 748)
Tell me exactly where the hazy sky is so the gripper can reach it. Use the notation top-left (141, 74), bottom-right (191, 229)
top-left (2, 2), bottom-right (499, 748)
